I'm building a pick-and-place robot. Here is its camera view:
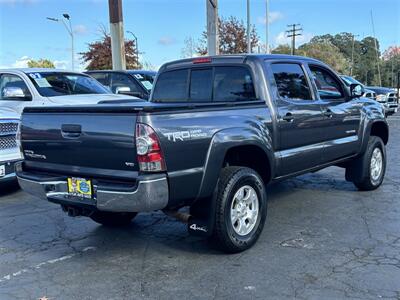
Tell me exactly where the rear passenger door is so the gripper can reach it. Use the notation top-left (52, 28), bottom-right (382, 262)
top-left (268, 62), bottom-right (325, 176)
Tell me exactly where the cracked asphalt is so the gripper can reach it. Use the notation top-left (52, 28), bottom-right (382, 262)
top-left (1, 114), bottom-right (399, 300)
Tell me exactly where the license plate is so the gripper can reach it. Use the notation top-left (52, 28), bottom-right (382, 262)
top-left (0, 165), bottom-right (4, 178)
top-left (67, 177), bottom-right (92, 199)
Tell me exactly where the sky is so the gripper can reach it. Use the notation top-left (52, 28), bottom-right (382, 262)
top-left (0, 0), bottom-right (399, 71)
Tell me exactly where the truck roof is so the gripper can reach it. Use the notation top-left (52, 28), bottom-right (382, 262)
top-left (160, 54), bottom-right (323, 71)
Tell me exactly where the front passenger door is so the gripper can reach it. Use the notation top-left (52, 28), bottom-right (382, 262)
top-left (110, 73), bottom-right (144, 98)
top-left (308, 65), bottom-right (362, 163)
top-left (0, 73), bottom-right (32, 113)
top-left (269, 62), bottom-right (325, 176)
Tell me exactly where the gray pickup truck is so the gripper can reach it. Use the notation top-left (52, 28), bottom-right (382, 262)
top-left (16, 55), bottom-right (389, 253)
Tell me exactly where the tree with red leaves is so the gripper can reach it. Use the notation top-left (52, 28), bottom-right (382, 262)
top-left (80, 29), bottom-right (140, 70)
top-left (197, 16), bottom-right (259, 55)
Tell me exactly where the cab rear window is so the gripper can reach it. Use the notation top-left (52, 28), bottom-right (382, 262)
top-left (152, 66), bottom-right (256, 102)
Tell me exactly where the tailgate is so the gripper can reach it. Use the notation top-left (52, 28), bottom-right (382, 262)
top-left (21, 111), bottom-right (139, 180)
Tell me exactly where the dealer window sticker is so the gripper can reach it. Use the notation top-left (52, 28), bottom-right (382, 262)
top-left (34, 78), bottom-right (52, 88)
top-left (141, 80), bottom-right (153, 90)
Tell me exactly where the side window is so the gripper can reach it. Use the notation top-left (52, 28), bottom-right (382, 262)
top-left (89, 73), bottom-right (110, 88)
top-left (309, 66), bottom-right (344, 100)
top-left (110, 73), bottom-right (140, 94)
top-left (271, 63), bottom-right (312, 100)
top-left (152, 69), bottom-right (189, 102)
top-left (213, 67), bottom-right (256, 102)
top-left (190, 68), bottom-right (213, 101)
top-left (0, 74), bottom-right (31, 100)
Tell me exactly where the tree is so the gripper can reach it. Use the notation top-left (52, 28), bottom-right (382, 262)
top-left (382, 46), bottom-right (400, 87)
top-left (27, 59), bottom-right (55, 68)
top-left (358, 37), bottom-right (381, 85)
top-left (298, 41), bottom-right (350, 73)
top-left (383, 46), bottom-right (400, 61)
top-left (271, 44), bottom-right (292, 55)
top-left (80, 29), bottom-right (140, 70)
top-left (197, 16), bottom-right (259, 55)
top-left (181, 37), bottom-right (199, 58)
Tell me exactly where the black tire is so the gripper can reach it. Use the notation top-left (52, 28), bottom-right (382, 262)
top-left (90, 211), bottom-right (137, 227)
top-left (346, 136), bottom-right (386, 191)
top-left (212, 167), bottom-right (267, 253)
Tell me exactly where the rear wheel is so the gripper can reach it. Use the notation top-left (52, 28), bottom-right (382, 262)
top-left (212, 167), bottom-right (267, 253)
top-left (90, 211), bottom-right (137, 227)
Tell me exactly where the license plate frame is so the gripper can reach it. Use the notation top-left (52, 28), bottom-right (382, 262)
top-left (0, 165), bottom-right (5, 178)
top-left (67, 177), bottom-right (93, 199)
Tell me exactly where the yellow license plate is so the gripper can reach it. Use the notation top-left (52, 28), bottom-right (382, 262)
top-left (67, 177), bottom-right (92, 198)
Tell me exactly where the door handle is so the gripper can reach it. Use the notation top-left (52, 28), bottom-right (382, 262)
top-left (282, 112), bottom-right (294, 122)
top-left (323, 109), bottom-right (333, 118)
top-left (61, 124), bottom-right (81, 138)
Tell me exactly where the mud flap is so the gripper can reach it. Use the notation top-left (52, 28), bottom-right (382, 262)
top-left (188, 195), bottom-right (216, 237)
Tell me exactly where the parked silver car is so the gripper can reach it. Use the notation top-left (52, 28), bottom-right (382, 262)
top-left (0, 68), bottom-right (138, 116)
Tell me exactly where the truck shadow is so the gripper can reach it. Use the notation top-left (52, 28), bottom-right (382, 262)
top-left (84, 172), bottom-right (357, 255)
top-left (0, 181), bottom-right (20, 197)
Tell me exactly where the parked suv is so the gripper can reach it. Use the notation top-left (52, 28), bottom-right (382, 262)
top-left (366, 86), bottom-right (398, 116)
top-left (0, 107), bottom-right (21, 184)
top-left (85, 70), bottom-right (156, 100)
top-left (17, 55), bottom-right (388, 252)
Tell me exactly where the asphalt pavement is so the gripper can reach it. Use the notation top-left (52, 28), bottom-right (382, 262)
top-left (0, 114), bottom-right (399, 300)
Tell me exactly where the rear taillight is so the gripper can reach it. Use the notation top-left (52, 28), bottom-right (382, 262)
top-left (136, 123), bottom-right (166, 172)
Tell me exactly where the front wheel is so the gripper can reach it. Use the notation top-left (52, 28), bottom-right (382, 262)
top-left (212, 167), bottom-right (267, 253)
top-left (347, 136), bottom-right (386, 191)
top-left (90, 211), bottom-right (137, 227)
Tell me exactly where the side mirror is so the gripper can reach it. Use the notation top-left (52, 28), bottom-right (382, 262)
top-left (116, 88), bottom-right (145, 99)
top-left (2, 87), bottom-right (31, 100)
top-left (350, 84), bottom-right (364, 98)
top-left (115, 86), bottom-right (131, 94)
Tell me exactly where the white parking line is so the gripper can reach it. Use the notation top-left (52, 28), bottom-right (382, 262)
top-left (0, 246), bottom-right (96, 284)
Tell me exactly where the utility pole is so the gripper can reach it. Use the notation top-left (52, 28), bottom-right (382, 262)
top-left (370, 10), bottom-right (381, 86)
top-left (265, 0), bottom-right (269, 53)
top-left (247, 0), bottom-right (251, 53)
top-left (350, 34), bottom-right (359, 76)
top-left (109, 0), bottom-right (126, 70)
top-left (206, 0), bottom-right (218, 56)
top-left (46, 14), bottom-right (74, 70)
top-left (286, 24), bottom-right (302, 55)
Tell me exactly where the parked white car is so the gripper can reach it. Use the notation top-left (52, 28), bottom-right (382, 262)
top-left (0, 107), bottom-right (21, 184)
top-left (0, 69), bottom-right (140, 116)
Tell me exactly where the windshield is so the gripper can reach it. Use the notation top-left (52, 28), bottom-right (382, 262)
top-left (341, 75), bottom-right (362, 86)
top-left (27, 72), bottom-right (110, 97)
top-left (129, 72), bottom-right (156, 91)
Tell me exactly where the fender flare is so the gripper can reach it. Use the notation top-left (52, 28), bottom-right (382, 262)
top-left (196, 127), bottom-right (274, 200)
top-left (359, 119), bottom-right (389, 155)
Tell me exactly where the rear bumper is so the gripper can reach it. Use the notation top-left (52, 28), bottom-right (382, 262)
top-left (16, 163), bottom-right (169, 212)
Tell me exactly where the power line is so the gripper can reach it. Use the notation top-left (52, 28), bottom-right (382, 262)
top-left (286, 24), bottom-right (302, 55)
